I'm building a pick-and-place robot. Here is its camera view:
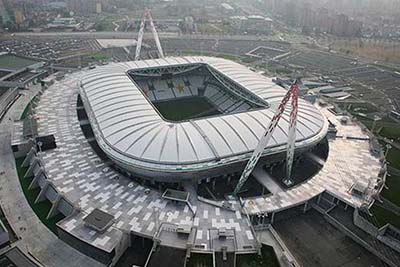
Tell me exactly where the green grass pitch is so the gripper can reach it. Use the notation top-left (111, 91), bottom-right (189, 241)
top-left (153, 97), bottom-right (221, 121)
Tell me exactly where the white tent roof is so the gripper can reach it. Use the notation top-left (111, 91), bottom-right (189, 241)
top-left (79, 57), bottom-right (327, 171)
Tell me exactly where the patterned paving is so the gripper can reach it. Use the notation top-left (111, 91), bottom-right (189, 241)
top-left (243, 106), bottom-right (383, 214)
top-left (29, 70), bottom-right (382, 254)
top-left (33, 72), bottom-right (257, 253)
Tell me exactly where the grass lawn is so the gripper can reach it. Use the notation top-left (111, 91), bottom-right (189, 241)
top-left (265, 66), bottom-right (292, 75)
top-left (370, 205), bottom-right (400, 229)
top-left (336, 102), bottom-right (384, 126)
top-left (236, 245), bottom-right (280, 267)
top-left (380, 146), bottom-right (400, 206)
top-left (0, 54), bottom-right (38, 70)
top-left (371, 146), bottom-right (400, 227)
top-left (379, 125), bottom-right (400, 139)
top-left (60, 51), bottom-right (111, 67)
top-left (381, 175), bottom-right (400, 206)
top-left (15, 158), bottom-right (65, 235)
top-left (95, 16), bottom-right (119, 32)
top-left (356, 117), bottom-right (400, 138)
top-left (349, 104), bottom-right (400, 229)
top-left (386, 146), bottom-right (400, 168)
top-left (153, 97), bottom-right (220, 121)
top-left (86, 51), bottom-right (109, 62)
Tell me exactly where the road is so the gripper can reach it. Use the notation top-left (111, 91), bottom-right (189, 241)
top-left (5, 31), bottom-right (276, 41)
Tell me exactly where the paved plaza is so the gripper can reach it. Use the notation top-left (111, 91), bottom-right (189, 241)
top-left (0, 86), bottom-right (104, 267)
top-left (33, 72), bottom-right (257, 253)
top-left (13, 67), bottom-right (383, 256)
top-left (243, 106), bottom-right (383, 214)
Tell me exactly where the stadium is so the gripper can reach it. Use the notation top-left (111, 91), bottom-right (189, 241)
top-left (6, 39), bottom-right (385, 266)
top-left (1, 2), bottom-right (399, 265)
top-left (78, 57), bottom-right (329, 189)
top-left (11, 54), bottom-right (384, 266)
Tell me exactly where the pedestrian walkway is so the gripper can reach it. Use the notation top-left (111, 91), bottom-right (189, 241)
top-left (252, 165), bottom-right (283, 195)
top-left (0, 88), bottom-right (104, 267)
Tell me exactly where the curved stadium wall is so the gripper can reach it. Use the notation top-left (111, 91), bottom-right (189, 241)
top-left (78, 57), bottom-right (328, 183)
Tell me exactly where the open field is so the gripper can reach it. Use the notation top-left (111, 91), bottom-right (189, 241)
top-left (154, 97), bottom-right (220, 121)
top-left (330, 39), bottom-right (400, 64)
top-left (352, 111), bottom-right (400, 226)
top-left (370, 205), bottom-right (400, 229)
top-left (380, 146), bottom-right (400, 206)
top-left (347, 108), bottom-right (400, 228)
top-left (0, 54), bottom-right (38, 70)
top-left (350, 85), bottom-right (392, 109)
top-left (342, 97), bottom-right (400, 226)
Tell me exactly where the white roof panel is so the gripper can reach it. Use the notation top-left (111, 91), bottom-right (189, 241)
top-left (79, 57), bottom-right (328, 170)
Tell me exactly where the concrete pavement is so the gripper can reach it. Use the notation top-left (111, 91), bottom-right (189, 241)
top-left (0, 87), bottom-right (104, 267)
top-left (253, 165), bottom-right (284, 195)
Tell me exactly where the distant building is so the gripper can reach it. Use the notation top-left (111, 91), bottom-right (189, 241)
top-left (47, 17), bottom-right (79, 29)
top-left (332, 14), bottom-right (362, 37)
top-left (181, 16), bottom-right (195, 33)
top-left (347, 19), bottom-right (362, 37)
top-left (221, 3), bottom-right (234, 15)
top-left (333, 14), bottom-right (349, 36)
top-left (268, 1), bottom-right (362, 37)
top-left (96, 2), bottom-right (102, 13)
top-left (230, 15), bottom-right (273, 34)
top-left (315, 8), bottom-right (333, 33)
top-left (67, 0), bottom-right (102, 15)
top-left (14, 10), bottom-right (25, 25)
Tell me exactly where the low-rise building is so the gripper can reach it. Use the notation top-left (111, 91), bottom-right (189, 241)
top-left (47, 17), bottom-right (80, 29)
top-left (230, 15), bottom-right (273, 34)
top-left (221, 3), bottom-right (235, 15)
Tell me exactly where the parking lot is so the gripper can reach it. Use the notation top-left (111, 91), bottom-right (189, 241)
top-left (145, 37), bottom-right (291, 56)
top-left (280, 50), bottom-right (357, 72)
top-left (333, 65), bottom-right (400, 112)
top-left (0, 38), bottom-right (99, 61)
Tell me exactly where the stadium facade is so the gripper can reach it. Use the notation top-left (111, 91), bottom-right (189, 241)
top-left (11, 54), bottom-right (386, 267)
top-left (79, 57), bottom-right (328, 182)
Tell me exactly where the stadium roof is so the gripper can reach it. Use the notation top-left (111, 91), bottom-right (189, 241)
top-left (79, 57), bottom-right (328, 172)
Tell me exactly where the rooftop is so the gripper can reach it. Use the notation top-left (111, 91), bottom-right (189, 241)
top-left (79, 57), bottom-right (327, 171)
top-left (26, 68), bottom-right (382, 253)
top-left (0, 53), bottom-right (39, 71)
top-left (162, 189), bottom-right (190, 202)
top-left (83, 209), bottom-right (114, 232)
